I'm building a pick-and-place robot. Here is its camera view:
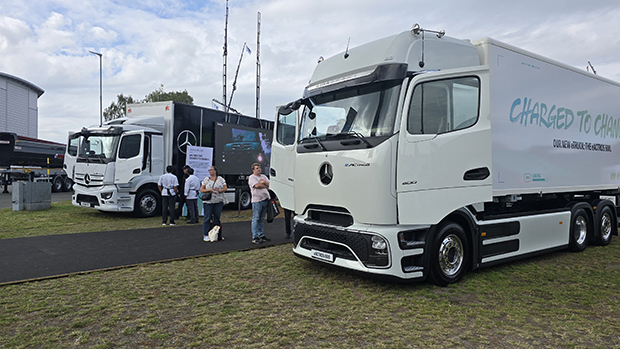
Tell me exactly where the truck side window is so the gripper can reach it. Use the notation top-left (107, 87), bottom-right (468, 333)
top-left (408, 77), bottom-right (479, 134)
top-left (68, 136), bottom-right (79, 156)
top-left (142, 135), bottom-right (151, 171)
top-left (118, 134), bottom-right (141, 159)
top-left (276, 112), bottom-right (296, 146)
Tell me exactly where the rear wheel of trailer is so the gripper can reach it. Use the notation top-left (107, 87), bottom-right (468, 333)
top-left (62, 177), bottom-right (73, 192)
top-left (238, 189), bottom-right (252, 210)
top-left (52, 175), bottom-right (64, 193)
top-left (568, 204), bottom-right (592, 252)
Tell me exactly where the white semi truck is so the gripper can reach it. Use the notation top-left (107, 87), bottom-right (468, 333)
top-left (66, 101), bottom-right (273, 217)
top-left (271, 25), bottom-right (620, 286)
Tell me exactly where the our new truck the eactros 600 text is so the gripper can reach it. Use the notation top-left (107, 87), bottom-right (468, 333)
top-left (271, 24), bottom-right (620, 286)
top-left (66, 101), bottom-right (272, 217)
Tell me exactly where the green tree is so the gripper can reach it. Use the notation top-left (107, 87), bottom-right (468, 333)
top-left (144, 84), bottom-right (194, 104)
top-left (103, 85), bottom-right (194, 121)
top-left (103, 93), bottom-right (137, 121)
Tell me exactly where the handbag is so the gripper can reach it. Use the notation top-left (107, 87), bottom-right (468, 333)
top-left (266, 191), bottom-right (281, 223)
top-left (201, 178), bottom-right (215, 201)
top-left (207, 225), bottom-right (220, 242)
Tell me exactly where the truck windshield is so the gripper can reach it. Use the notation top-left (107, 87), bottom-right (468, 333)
top-left (76, 134), bottom-right (120, 163)
top-left (300, 80), bottom-right (401, 143)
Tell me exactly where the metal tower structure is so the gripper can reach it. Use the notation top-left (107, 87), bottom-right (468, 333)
top-left (223, 0), bottom-right (229, 117)
top-left (256, 12), bottom-right (261, 119)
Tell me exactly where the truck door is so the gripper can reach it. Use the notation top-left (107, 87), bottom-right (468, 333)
top-left (63, 133), bottom-right (79, 180)
top-left (115, 131), bottom-right (144, 184)
top-left (397, 68), bottom-right (492, 224)
top-left (270, 106), bottom-right (299, 211)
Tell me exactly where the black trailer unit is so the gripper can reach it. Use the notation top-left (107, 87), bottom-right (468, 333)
top-left (168, 103), bottom-right (274, 211)
top-left (0, 132), bottom-right (71, 193)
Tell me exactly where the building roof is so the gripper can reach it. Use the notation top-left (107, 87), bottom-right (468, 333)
top-left (0, 72), bottom-right (45, 97)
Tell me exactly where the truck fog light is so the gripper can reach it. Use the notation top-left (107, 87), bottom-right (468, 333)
top-left (101, 192), bottom-right (113, 200)
top-left (371, 235), bottom-right (388, 254)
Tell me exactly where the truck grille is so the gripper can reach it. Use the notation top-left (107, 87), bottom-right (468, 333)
top-left (75, 173), bottom-right (104, 186)
top-left (305, 205), bottom-right (353, 227)
top-left (295, 222), bottom-right (369, 261)
top-left (76, 194), bottom-right (99, 206)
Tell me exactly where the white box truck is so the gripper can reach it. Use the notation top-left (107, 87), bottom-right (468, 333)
top-left (66, 101), bottom-right (273, 217)
top-left (271, 25), bottom-right (620, 286)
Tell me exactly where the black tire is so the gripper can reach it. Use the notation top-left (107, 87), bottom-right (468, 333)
top-left (429, 222), bottom-right (469, 287)
top-left (134, 189), bottom-right (160, 218)
top-left (52, 176), bottom-right (63, 193)
top-left (239, 190), bottom-right (252, 210)
top-left (595, 205), bottom-right (614, 246)
top-left (569, 207), bottom-right (590, 252)
top-left (62, 177), bottom-right (73, 192)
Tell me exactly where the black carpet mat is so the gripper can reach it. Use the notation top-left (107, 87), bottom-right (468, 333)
top-left (0, 218), bottom-right (288, 285)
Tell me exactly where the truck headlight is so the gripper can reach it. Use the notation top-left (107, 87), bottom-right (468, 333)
top-left (101, 192), bottom-right (113, 200)
top-left (371, 235), bottom-right (388, 254)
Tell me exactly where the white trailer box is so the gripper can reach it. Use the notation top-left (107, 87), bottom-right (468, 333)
top-left (476, 38), bottom-right (620, 196)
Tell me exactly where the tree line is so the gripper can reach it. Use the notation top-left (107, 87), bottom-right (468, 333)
top-left (104, 84), bottom-right (194, 121)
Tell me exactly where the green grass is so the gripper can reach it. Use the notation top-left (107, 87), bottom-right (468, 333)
top-left (0, 201), bottom-right (253, 239)
top-left (0, 202), bottom-right (619, 348)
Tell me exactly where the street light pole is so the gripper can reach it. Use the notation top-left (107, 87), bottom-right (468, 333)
top-left (89, 50), bottom-right (103, 127)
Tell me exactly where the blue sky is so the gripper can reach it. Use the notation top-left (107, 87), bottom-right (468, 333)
top-left (1, 0), bottom-right (619, 143)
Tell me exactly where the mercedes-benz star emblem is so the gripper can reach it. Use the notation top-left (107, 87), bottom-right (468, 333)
top-left (319, 162), bottom-right (333, 185)
top-left (177, 130), bottom-right (197, 154)
top-left (84, 173), bottom-right (91, 185)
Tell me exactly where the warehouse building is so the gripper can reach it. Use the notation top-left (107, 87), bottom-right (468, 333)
top-left (0, 72), bottom-right (44, 139)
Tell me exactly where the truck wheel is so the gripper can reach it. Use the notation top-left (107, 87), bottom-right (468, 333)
top-left (595, 205), bottom-right (613, 246)
top-left (569, 207), bottom-right (590, 252)
top-left (239, 190), bottom-right (252, 210)
top-left (62, 177), bottom-right (73, 192)
top-left (52, 176), bottom-right (63, 192)
top-left (429, 222), bottom-right (468, 287)
top-left (134, 189), bottom-right (160, 218)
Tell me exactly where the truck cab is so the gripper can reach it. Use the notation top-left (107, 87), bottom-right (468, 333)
top-left (68, 122), bottom-right (164, 217)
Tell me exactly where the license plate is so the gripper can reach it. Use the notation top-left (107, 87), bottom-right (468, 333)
top-left (80, 202), bottom-right (91, 207)
top-left (311, 249), bottom-right (334, 263)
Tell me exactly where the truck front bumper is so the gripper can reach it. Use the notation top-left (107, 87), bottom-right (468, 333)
top-left (292, 219), bottom-right (430, 281)
top-left (72, 184), bottom-right (135, 213)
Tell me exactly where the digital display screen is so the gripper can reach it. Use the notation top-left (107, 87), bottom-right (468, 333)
top-left (214, 122), bottom-right (272, 175)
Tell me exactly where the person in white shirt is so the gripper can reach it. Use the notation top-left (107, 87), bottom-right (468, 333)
top-left (158, 165), bottom-right (179, 226)
top-left (184, 167), bottom-right (201, 224)
top-left (248, 162), bottom-right (271, 244)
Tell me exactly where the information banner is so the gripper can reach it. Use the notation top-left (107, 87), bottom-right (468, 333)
top-left (186, 145), bottom-right (213, 183)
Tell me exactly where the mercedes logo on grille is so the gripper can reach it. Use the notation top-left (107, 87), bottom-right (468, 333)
top-left (319, 162), bottom-right (333, 185)
top-left (84, 173), bottom-right (91, 185)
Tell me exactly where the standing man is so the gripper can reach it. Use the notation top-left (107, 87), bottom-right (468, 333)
top-left (248, 162), bottom-right (271, 244)
top-left (184, 167), bottom-right (200, 224)
top-left (158, 165), bottom-right (179, 226)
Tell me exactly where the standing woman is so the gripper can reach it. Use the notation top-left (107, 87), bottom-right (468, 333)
top-left (200, 166), bottom-right (228, 241)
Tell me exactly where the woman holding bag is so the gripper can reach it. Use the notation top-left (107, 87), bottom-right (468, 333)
top-left (200, 166), bottom-right (228, 241)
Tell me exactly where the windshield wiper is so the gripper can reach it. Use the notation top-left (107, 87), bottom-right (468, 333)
top-left (303, 136), bottom-right (326, 150)
top-left (340, 131), bottom-right (372, 148)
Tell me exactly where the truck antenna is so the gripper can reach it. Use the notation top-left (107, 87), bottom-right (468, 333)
top-left (344, 37), bottom-right (351, 59)
top-left (411, 24), bottom-right (445, 69)
top-left (588, 61), bottom-right (597, 75)
top-left (227, 42), bottom-right (249, 122)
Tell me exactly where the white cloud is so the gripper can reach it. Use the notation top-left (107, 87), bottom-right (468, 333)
top-left (0, 0), bottom-right (618, 143)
